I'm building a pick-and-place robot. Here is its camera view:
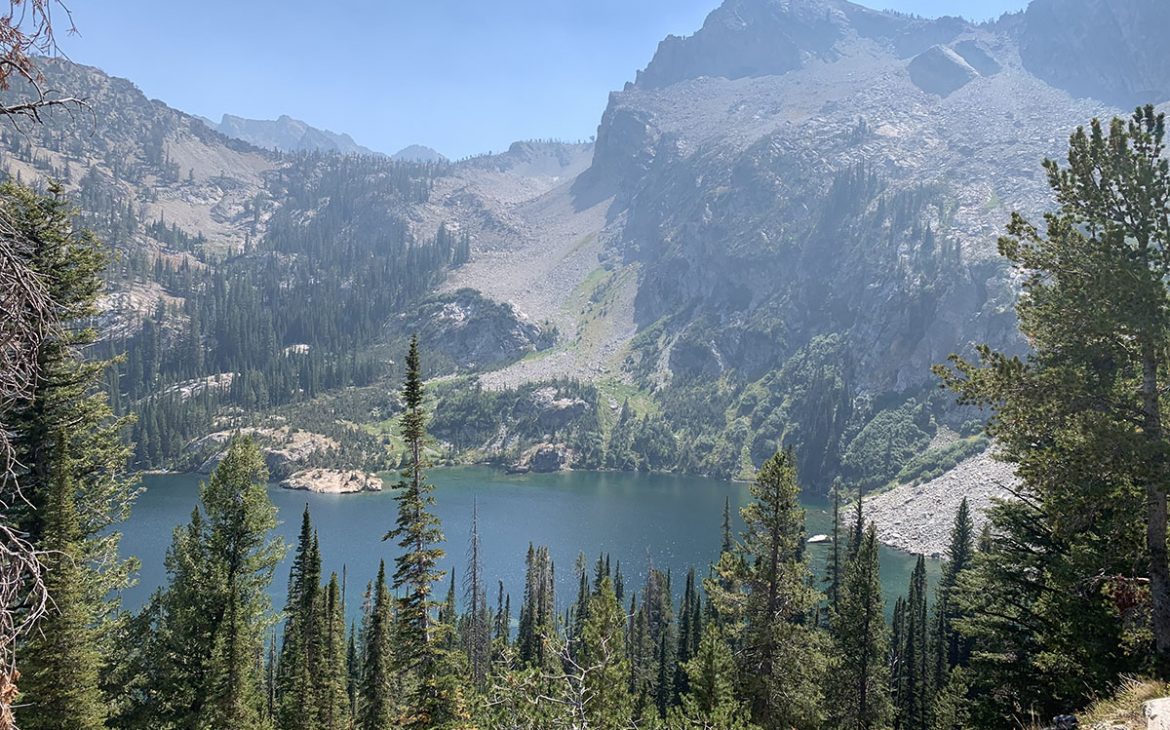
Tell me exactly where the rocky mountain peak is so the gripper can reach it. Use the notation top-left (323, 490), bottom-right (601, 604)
top-left (1020, 0), bottom-right (1170, 107)
top-left (211, 113), bottom-right (378, 155)
top-left (634, 0), bottom-right (851, 89)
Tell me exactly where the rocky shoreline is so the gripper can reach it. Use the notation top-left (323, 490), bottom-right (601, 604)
top-left (863, 450), bottom-right (1019, 557)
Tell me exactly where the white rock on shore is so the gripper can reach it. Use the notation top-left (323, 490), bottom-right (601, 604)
top-left (280, 469), bottom-right (383, 494)
top-left (863, 450), bottom-right (1019, 557)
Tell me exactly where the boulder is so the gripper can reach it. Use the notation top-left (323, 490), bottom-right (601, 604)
top-left (907, 45), bottom-right (979, 97)
top-left (1146, 698), bottom-right (1170, 730)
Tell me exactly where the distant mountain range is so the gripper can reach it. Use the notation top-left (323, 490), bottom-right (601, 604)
top-left (3, 0), bottom-right (1169, 526)
top-left (198, 112), bottom-right (447, 162)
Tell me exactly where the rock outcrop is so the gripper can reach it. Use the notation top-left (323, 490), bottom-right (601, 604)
top-left (514, 443), bottom-right (575, 473)
top-left (184, 427), bottom-right (338, 479)
top-left (280, 469), bottom-right (383, 494)
top-left (396, 289), bottom-right (555, 371)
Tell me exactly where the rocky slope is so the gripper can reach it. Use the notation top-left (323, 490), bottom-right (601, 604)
top-left (863, 450), bottom-right (1018, 556)
top-left (6, 0), bottom-right (1170, 524)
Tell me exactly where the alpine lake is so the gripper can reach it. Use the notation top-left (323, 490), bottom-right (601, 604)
top-left (120, 467), bottom-right (937, 618)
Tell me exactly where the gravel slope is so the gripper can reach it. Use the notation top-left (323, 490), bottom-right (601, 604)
top-left (863, 450), bottom-right (1019, 557)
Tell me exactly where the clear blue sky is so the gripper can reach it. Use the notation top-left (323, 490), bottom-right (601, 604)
top-left (57, 1), bottom-right (1028, 159)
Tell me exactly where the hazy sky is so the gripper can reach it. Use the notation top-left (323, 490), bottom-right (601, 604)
top-left (58, 1), bottom-right (1028, 159)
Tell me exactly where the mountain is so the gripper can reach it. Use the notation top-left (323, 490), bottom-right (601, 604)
top-left (3, 0), bottom-right (1168, 504)
top-left (392, 144), bottom-right (448, 163)
top-left (206, 113), bottom-right (380, 155)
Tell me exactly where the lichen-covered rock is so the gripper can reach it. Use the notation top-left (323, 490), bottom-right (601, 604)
top-left (1146, 698), bottom-right (1170, 730)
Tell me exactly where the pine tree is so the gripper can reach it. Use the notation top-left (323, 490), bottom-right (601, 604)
top-left (6, 183), bottom-right (136, 729)
top-left (358, 561), bottom-right (395, 730)
top-left (385, 336), bottom-right (445, 684)
top-left (577, 577), bottom-right (632, 730)
top-left (17, 477), bottom-right (106, 730)
top-left (673, 567), bottom-right (701, 703)
top-left (932, 498), bottom-right (974, 681)
top-left (277, 506), bottom-right (323, 730)
top-left (894, 556), bottom-right (931, 730)
top-left (462, 500), bottom-right (491, 686)
top-left (128, 437), bottom-right (282, 729)
top-left (201, 438), bottom-right (283, 730)
top-left (668, 624), bottom-right (757, 730)
top-left (733, 450), bottom-right (824, 729)
top-left (827, 524), bottom-right (892, 730)
top-left (518, 544), bottom-right (556, 670)
top-left (318, 574), bottom-right (351, 730)
top-left (936, 106), bottom-right (1170, 695)
top-left (827, 481), bottom-right (844, 614)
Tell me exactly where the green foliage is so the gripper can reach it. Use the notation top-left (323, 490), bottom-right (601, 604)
top-left (384, 337), bottom-right (448, 726)
top-left (936, 106), bottom-right (1170, 721)
top-left (117, 437), bottom-right (282, 729)
top-left (667, 624), bottom-right (757, 730)
top-left (357, 561), bottom-right (397, 730)
top-left (710, 450), bottom-right (825, 729)
top-left (893, 556), bottom-right (933, 730)
top-left (18, 478), bottom-right (107, 730)
top-left (2, 182), bottom-right (135, 730)
top-left (841, 401), bottom-right (931, 492)
top-left (826, 524), bottom-right (892, 730)
top-left (578, 577), bottom-right (633, 730)
top-left (892, 436), bottom-right (988, 488)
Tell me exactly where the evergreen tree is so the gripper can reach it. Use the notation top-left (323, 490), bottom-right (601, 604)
top-left (932, 498), bottom-right (974, 681)
top-left (277, 506), bottom-right (323, 730)
top-left (383, 336), bottom-right (442, 678)
top-left (517, 544), bottom-right (556, 670)
top-left (668, 624), bottom-right (757, 730)
top-left (200, 438), bottom-right (283, 730)
top-left (894, 556), bottom-right (931, 730)
top-left (711, 450), bottom-right (824, 729)
top-left (5, 183), bottom-right (136, 729)
top-left (936, 107), bottom-right (1170, 714)
top-left (673, 567), bottom-right (701, 703)
top-left (358, 561), bottom-right (395, 730)
top-left (462, 500), bottom-right (491, 686)
top-left (318, 574), bottom-right (350, 730)
top-left (126, 437), bottom-right (282, 729)
top-left (17, 477), bottom-right (106, 730)
top-left (827, 524), bottom-right (892, 730)
top-left (577, 577), bottom-right (632, 730)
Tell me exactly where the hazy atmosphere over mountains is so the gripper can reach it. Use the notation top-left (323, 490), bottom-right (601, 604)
top-left (10, 0), bottom-right (1170, 728)
top-left (3, 0), bottom-right (1163, 545)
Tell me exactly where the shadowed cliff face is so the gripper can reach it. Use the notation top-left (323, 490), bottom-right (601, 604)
top-left (571, 0), bottom-right (1170, 483)
top-left (1021, 0), bottom-right (1170, 109)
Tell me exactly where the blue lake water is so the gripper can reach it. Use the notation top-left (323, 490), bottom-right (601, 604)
top-left (118, 467), bottom-right (935, 619)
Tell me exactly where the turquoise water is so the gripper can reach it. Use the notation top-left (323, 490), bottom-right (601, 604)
top-left (118, 467), bottom-right (935, 618)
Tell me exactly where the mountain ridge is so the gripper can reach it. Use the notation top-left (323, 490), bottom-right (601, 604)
top-left (2, 0), bottom-right (1168, 499)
